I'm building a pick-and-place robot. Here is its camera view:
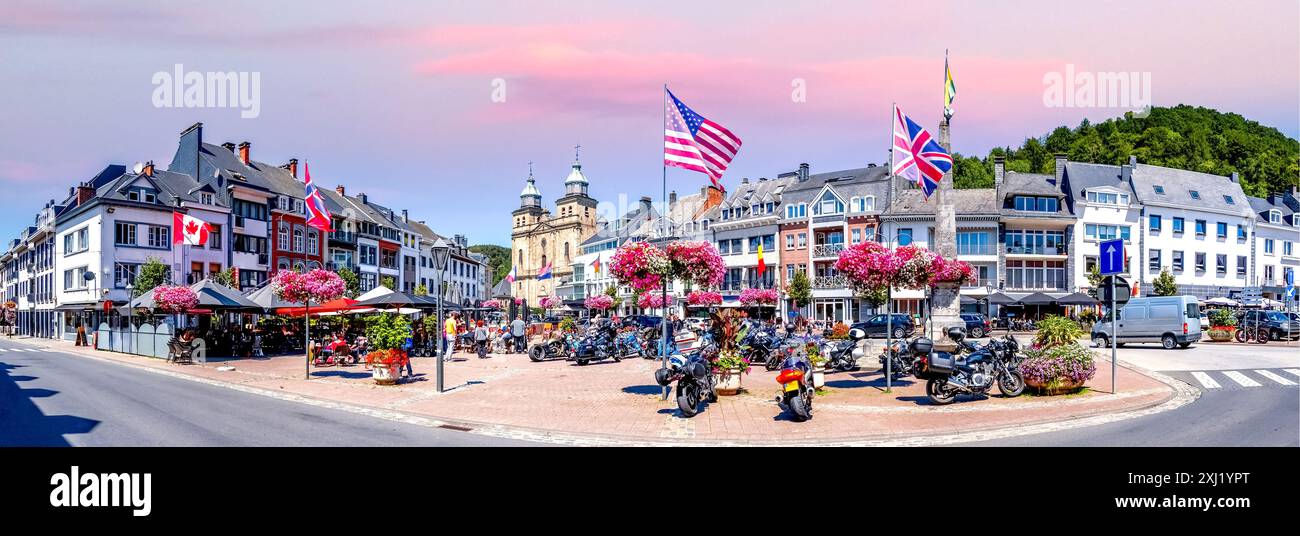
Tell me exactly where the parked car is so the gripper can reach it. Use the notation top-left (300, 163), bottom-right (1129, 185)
top-left (621, 315), bottom-right (663, 330)
top-left (684, 317), bottom-right (708, 331)
top-left (850, 314), bottom-right (915, 339)
top-left (1199, 312), bottom-right (1210, 330)
top-left (1092, 295), bottom-right (1200, 349)
top-left (959, 313), bottom-right (992, 338)
top-left (1236, 310), bottom-right (1300, 341)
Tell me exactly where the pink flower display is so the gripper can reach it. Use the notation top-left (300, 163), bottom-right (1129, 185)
top-left (514, 297), bottom-right (524, 305)
top-left (538, 296), bottom-right (561, 309)
top-left (271, 269), bottom-right (345, 305)
top-left (584, 294), bottom-right (614, 311)
top-left (835, 241), bottom-right (898, 292)
top-left (738, 288), bottom-right (779, 305)
top-left (608, 241), bottom-right (669, 293)
top-left (153, 285), bottom-right (199, 313)
top-left (664, 241), bottom-right (726, 289)
top-left (837, 242), bottom-right (968, 292)
top-left (686, 290), bottom-right (723, 306)
top-left (481, 299), bottom-right (502, 310)
top-left (892, 245), bottom-right (938, 289)
top-left (637, 292), bottom-right (667, 309)
top-left (931, 255), bottom-right (976, 286)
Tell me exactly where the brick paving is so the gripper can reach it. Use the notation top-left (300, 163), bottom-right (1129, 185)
top-left (21, 336), bottom-right (1177, 445)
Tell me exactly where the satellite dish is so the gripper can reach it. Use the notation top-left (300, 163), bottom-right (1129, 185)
top-left (132, 162), bottom-right (145, 174)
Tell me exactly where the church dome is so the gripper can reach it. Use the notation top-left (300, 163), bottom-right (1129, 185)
top-left (564, 160), bottom-right (588, 186)
top-left (520, 177), bottom-right (541, 198)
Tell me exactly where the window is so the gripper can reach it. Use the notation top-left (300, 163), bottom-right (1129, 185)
top-left (786, 264), bottom-right (795, 281)
top-left (1005, 260), bottom-right (1066, 290)
top-left (797, 233), bottom-right (806, 248)
top-left (1086, 191), bottom-right (1129, 205)
top-left (851, 228), bottom-right (861, 244)
top-left (1286, 242), bottom-right (1294, 256)
top-left (208, 224), bottom-right (221, 250)
top-left (1294, 214), bottom-right (1300, 227)
top-left (1014, 196), bottom-right (1058, 212)
top-left (747, 235), bottom-right (775, 253)
top-left (63, 234), bottom-right (73, 254)
top-left (200, 193), bottom-right (214, 205)
top-left (1194, 220), bottom-right (1206, 236)
top-left (1172, 251), bottom-right (1184, 271)
top-left (1190, 190), bottom-right (1201, 200)
top-left (360, 245), bottom-right (378, 265)
top-left (1148, 215), bottom-right (1161, 232)
top-left (898, 228), bottom-right (913, 246)
top-left (127, 191), bottom-right (139, 201)
top-left (1269, 210), bottom-right (1281, 224)
top-left (1148, 249), bottom-right (1161, 271)
top-left (1216, 254), bottom-right (1227, 274)
top-left (114, 263), bottom-right (138, 288)
top-left (232, 199), bottom-right (268, 221)
top-left (277, 222), bottom-right (290, 251)
top-left (114, 222), bottom-right (136, 246)
top-left (147, 226), bottom-right (169, 248)
top-left (1216, 222), bottom-right (1227, 238)
top-left (1223, 195), bottom-right (1235, 205)
top-left (1265, 239), bottom-right (1275, 255)
top-left (784, 203), bottom-right (807, 219)
top-left (293, 226), bottom-right (304, 253)
top-left (785, 234), bottom-right (794, 250)
top-left (1238, 225), bottom-right (1247, 241)
top-left (717, 238), bottom-right (743, 255)
top-left (957, 231), bottom-right (993, 255)
top-left (815, 192), bottom-right (843, 215)
top-left (380, 248), bottom-right (397, 269)
top-left (307, 229), bottom-right (318, 255)
top-left (1153, 185), bottom-right (1165, 195)
top-left (1237, 256), bottom-right (1247, 276)
top-left (1265, 265), bottom-right (1275, 283)
top-left (233, 234), bottom-right (266, 254)
top-left (1083, 224), bottom-right (1130, 241)
top-left (1195, 252), bottom-right (1206, 272)
top-left (1172, 217), bottom-right (1184, 234)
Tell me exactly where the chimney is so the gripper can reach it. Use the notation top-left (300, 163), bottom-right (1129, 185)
top-left (993, 157), bottom-right (1005, 190)
top-left (286, 158), bottom-right (298, 179)
top-left (221, 142), bottom-right (236, 153)
top-left (1271, 192), bottom-right (1284, 206)
top-left (357, 192), bottom-right (368, 204)
top-left (1120, 163), bottom-right (1132, 183)
top-left (798, 163), bottom-right (810, 182)
top-left (75, 182), bottom-right (95, 205)
top-left (639, 195), bottom-right (653, 214)
top-left (335, 185), bottom-right (345, 196)
top-left (669, 191), bottom-right (677, 205)
top-left (142, 161), bottom-right (155, 177)
top-left (1230, 172), bottom-right (1239, 183)
top-left (758, 177), bottom-right (767, 182)
top-left (1054, 153), bottom-right (1067, 183)
top-left (238, 141), bottom-right (250, 165)
top-left (402, 209), bottom-right (409, 222)
top-left (1128, 155), bottom-right (1137, 167)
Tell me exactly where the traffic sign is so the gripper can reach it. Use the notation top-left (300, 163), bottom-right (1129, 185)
top-left (1099, 239), bottom-right (1124, 275)
top-left (1099, 276), bottom-right (1131, 305)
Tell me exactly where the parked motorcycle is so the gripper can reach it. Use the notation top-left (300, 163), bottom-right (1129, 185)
top-left (915, 327), bottom-right (1025, 405)
top-left (654, 343), bottom-right (719, 417)
top-left (615, 330), bottom-right (646, 358)
top-left (528, 332), bottom-right (575, 362)
top-left (824, 328), bottom-right (866, 372)
top-left (775, 352), bottom-right (814, 421)
top-left (879, 336), bottom-right (920, 379)
top-left (572, 325), bottom-right (620, 365)
top-left (740, 326), bottom-right (785, 371)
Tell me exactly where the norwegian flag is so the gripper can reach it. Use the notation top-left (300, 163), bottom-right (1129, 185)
top-left (303, 161), bottom-right (333, 232)
top-left (173, 211), bottom-right (211, 246)
top-left (892, 105), bottom-right (953, 199)
top-left (664, 88), bottom-right (742, 192)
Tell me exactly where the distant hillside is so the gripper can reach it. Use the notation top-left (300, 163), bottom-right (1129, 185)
top-left (952, 105), bottom-right (1300, 197)
top-left (469, 244), bottom-right (510, 286)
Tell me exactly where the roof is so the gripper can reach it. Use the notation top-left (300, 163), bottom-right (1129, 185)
top-left (1129, 163), bottom-right (1249, 214)
top-left (884, 188), bottom-right (998, 216)
top-left (999, 171), bottom-right (1073, 217)
top-left (1062, 161), bottom-right (1134, 198)
top-left (1248, 194), bottom-right (1297, 223)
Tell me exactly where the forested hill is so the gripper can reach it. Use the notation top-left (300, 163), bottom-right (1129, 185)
top-left (952, 105), bottom-right (1299, 197)
top-left (469, 244), bottom-right (511, 286)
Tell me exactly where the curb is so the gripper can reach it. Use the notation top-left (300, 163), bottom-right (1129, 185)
top-left (8, 339), bottom-right (1197, 447)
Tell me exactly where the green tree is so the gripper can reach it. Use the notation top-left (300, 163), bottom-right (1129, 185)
top-left (133, 257), bottom-right (171, 297)
top-left (604, 284), bottom-right (623, 309)
top-left (380, 276), bottom-right (396, 290)
top-left (1152, 269), bottom-right (1178, 296)
top-left (469, 244), bottom-right (511, 285)
top-left (336, 268), bottom-right (360, 298)
top-left (788, 271), bottom-right (812, 310)
top-left (413, 284), bottom-right (428, 296)
top-left (210, 267), bottom-right (236, 288)
top-left (1086, 264), bottom-right (1104, 292)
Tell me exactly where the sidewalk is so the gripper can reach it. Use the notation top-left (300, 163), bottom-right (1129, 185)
top-left (14, 336), bottom-right (1188, 446)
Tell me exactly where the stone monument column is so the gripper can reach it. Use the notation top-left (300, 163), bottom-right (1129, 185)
top-left (929, 116), bottom-right (965, 346)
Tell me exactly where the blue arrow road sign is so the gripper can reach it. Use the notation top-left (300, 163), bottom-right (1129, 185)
top-left (1099, 239), bottom-right (1124, 275)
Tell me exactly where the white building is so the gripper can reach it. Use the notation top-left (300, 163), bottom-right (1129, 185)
top-left (1062, 160), bottom-right (1142, 294)
top-left (1248, 191), bottom-right (1300, 302)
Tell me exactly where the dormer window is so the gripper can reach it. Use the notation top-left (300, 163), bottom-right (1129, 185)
top-left (785, 204), bottom-right (807, 218)
top-left (200, 193), bottom-right (214, 205)
top-left (144, 192), bottom-right (156, 204)
top-left (1189, 191), bottom-right (1201, 200)
top-left (815, 191), bottom-right (843, 215)
top-left (1293, 214), bottom-right (1299, 227)
top-left (1014, 196), bottom-right (1058, 212)
top-left (1269, 210), bottom-right (1282, 224)
top-left (1085, 191), bottom-right (1129, 206)
top-left (127, 191), bottom-right (139, 201)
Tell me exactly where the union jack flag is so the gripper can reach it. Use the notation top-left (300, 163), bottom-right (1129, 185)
top-left (303, 161), bottom-right (333, 233)
top-left (664, 88), bottom-right (741, 193)
top-left (892, 105), bottom-right (952, 199)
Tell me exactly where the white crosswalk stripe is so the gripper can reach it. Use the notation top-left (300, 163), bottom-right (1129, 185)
top-left (1285, 369), bottom-right (1300, 378)
top-left (1254, 369), bottom-right (1297, 386)
top-left (1190, 371), bottom-right (1221, 389)
top-left (1222, 370), bottom-right (1262, 387)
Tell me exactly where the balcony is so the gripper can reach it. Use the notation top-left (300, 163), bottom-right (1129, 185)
top-left (812, 243), bottom-right (845, 258)
top-left (956, 245), bottom-right (996, 256)
top-left (961, 278), bottom-right (994, 289)
top-left (329, 231), bottom-right (356, 244)
top-left (1005, 244), bottom-right (1067, 256)
top-left (813, 275), bottom-right (848, 289)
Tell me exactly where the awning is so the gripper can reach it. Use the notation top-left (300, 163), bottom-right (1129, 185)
top-left (985, 292), bottom-right (1018, 305)
top-left (276, 297), bottom-right (360, 316)
top-left (1017, 292), bottom-right (1056, 305)
top-left (54, 301), bottom-right (107, 311)
top-left (1055, 292), bottom-right (1099, 305)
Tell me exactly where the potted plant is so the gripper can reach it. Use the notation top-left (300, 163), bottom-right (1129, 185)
top-left (363, 312), bottom-right (411, 385)
top-left (709, 309), bottom-right (750, 395)
top-left (1207, 309), bottom-right (1237, 342)
top-left (804, 341), bottom-right (828, 389)
top-left (686, 290), bottom-right (722, 307)
top-left (1020, 315), bottom-right (1096, 394)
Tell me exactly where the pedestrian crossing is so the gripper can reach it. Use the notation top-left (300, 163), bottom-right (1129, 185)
top-left (1178, 368), bottom-right (1300, 390)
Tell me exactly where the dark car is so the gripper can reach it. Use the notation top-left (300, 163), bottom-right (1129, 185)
top-left (1237, 310), bottom-right (1300, 341)
top-left (621, 315), bottom-right (663, 330)
top-left (851, 314), bottom-right (915, 339)
top-left (959, 313), bottom-right (992, 338)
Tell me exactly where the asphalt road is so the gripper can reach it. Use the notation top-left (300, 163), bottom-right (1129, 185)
top-left (0, 343), bottom-right (538, 447)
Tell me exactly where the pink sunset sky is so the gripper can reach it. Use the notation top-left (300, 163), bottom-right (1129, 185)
top-left (1, 0), bottom-right (1296, 245)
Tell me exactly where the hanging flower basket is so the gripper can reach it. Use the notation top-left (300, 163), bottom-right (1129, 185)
top-left (637, 292), bottom-right (667, 309)
top-left (585, 295), bottom-right (614, 311)
top-left (664, 241), bottom-right (725, 289)
top-left (481, 299), bottom-right (503, 310)
top-left (153, 285), bottom-right (199, 314)
top-left (686, 290), bottom-right (722, 307)
top-left (610, 241), bottom-right (725, 293)
top-left (738, 288), bottom-right (779, 306)
top-left (272, 269), bottom-right (346, 305)
top-left (538, 296), bottom-right (561, 309)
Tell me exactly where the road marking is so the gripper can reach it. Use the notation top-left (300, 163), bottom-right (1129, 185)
top-left (1190, 371), bottom-right (1221, 389)
top-left (1284, 369), bottom-right (1300, 378)
top-left (1254, 370), bottom-right (1297, 386)
top-left (1222, 370), bottom-right (1261, 387)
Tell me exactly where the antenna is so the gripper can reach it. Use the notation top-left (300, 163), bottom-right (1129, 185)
top-left (132, 162), bottom-right (144, 174)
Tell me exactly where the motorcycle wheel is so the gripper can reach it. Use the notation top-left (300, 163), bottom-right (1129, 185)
top-left (834, 357), bottom-right (856, 372)
top-left (925, 379), bottom-right (957, 405)
top-left (789, 391), bottom-right (812, 422)
top-left (998, 369), bottom-right (1025, 397)
top-left (677, 383), bottom-right (701, 417)
top-left (528, 345), bottom-right (545, 362)
top-left (576, 357), bottom-right (589, 365)
top-left (765, 354), bottom-right (782, 371)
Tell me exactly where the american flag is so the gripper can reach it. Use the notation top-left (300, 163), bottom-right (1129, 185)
top-left (664, 88), bottom-right (741, 192)
top-left (892, 105), bottom-right (953, 199)
top-left (303, 162), bottom-right (333, 233)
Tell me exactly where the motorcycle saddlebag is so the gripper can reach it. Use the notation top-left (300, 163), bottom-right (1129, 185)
top-left (927, 352), bottom-right (956, 375)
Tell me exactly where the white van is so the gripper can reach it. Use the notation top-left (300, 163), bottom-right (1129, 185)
top-left (1091, 295), bottom-right (1201, 349)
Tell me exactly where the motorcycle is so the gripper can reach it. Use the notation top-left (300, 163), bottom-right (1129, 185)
top-left (654, 341), bottom-right (719, 417)
top-left (740, 326), bottom-right (785, 371)
top-left (615, 330), bottom-right (646, 358)
top-left (824, 328), bottom-right (866, 372)
top-left (572, 325), bottom-right (620, 366)
top-left (915, 327), bottom-right (1026, 405)
top-left (528, 331), bottom-right (575, 362)
top-left (775, 351), bottom-right (814, 421)
top-left (879, 336), bottom-right (920, 379)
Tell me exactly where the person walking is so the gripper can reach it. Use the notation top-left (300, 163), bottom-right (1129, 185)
top-left (474, 319), bottom-right (490, 358)
top-left (74, 321), bottom-right (86, 347)
top-left (442, 312), bottom-right (458, 361)
top-left (510, 314), bottom-right (527, 354)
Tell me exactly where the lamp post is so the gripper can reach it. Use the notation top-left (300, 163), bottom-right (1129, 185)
top-left (125, 283), bottom-right (134, 354)
top-left (880, 232), bottom-right (912, 394)
top-left (431, 238), bottom-right (450, 393)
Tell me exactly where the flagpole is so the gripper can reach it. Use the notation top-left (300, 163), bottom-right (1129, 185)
top-left (886, 101), bottom-right (896, 393)
top-left (660, 83), bottom-right (671, 401)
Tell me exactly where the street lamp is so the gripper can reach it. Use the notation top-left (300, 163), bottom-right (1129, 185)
top-left (431, 238), bottom-right (450, 393)
top-left (125, 283), bottom-right (134, 354)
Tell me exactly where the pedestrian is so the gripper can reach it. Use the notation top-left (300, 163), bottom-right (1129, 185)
top-left (443, 312), bottom-right (458, 361)
top-left (74, 321), bottom-right (86, 347)
top-left (510, 314), bottom-right (527, 353)
top-left (474, 319), bottom-right (489, 358)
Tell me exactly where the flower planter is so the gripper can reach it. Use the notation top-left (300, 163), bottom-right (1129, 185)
top-left (371, 364), bottom-right (399, 385)
top-left (812, 365), bottom-right (826, 389)
top-left (1207, 328), bottom-right (1235, 342)
top-left (715, 367), bottom-right (743, 395)
top-left (1025, 377), bottom-right (1085, 395)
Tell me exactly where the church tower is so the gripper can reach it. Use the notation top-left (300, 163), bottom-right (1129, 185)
top-left (555, 146), bottom-right (597, 227)
top-left (509, 153), bottom-right (599, 305)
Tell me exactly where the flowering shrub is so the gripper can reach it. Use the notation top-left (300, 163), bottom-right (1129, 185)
top-left (738, 288), bottom-right (779, 306)
top-left (838, 242), bottom-right (972, 291)
top-left (584, 294), bottom-right (614, 311)
top-left (686, 290), bottom-right (722, 306)
top-left (481, 299), bottom-right (502, 310)
top-left (364, 348), bottom-right (409, 369)
top-left (538, 296), bottom-right (561, 309)
top-left (713, 351), bottom-right (750, 374)
top-left (153, 285), bottom-right (199, 313)
top-left (829, 322), bottom-right (849, 339)
top-left (609, 241), bottom-right (669, 292)
top-left (637, 292), bottom-right (666, 309)
top-left (1020, 343), bottom-right (1096, 392)
top-left (1208, 308), bottom-right (1237, 329)
top-left (272, 269), bottom-right (345, 305)
top-left (664, 241), bottom-right (725, 289)
top-left (1033, 315), bottom-right (1085, 349)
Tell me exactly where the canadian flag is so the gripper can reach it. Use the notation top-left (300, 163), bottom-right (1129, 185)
top-left (173, 212), bottom-right (211, 246)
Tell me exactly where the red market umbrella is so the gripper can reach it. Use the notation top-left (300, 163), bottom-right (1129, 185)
top-left (276, 297), bottom-right (359, 316)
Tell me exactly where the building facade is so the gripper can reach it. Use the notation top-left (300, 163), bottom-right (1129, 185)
top-left (510, 158), bottom-right (598, 306)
